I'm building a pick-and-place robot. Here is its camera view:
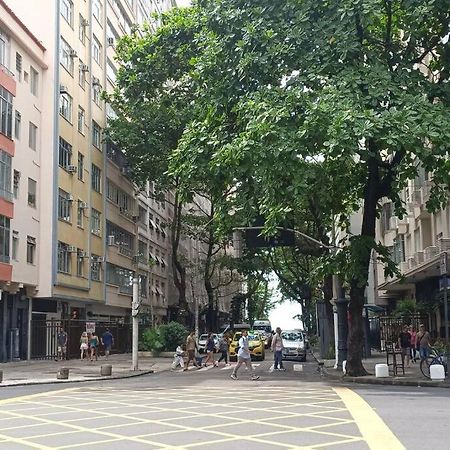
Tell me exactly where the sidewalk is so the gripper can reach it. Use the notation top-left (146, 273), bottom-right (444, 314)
top-left (0, 353), bottom-right (174, 387)
top-left (323, 350), bottom-right (450, 388)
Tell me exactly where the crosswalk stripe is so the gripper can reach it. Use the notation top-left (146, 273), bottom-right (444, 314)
top-left (269, 364), bottom-right (274, 373)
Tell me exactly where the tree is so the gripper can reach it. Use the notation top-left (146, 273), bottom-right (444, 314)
top-left (169, 0), bottom-right (450, 376)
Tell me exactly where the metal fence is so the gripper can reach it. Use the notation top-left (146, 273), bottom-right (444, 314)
top-left (378, 315), bottom-right (426, 351)
top-left (31, 319), bottom-right (131, 360)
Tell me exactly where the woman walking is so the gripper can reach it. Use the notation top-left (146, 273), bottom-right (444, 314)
top-left (204, 332), bottom-right (218, 367)
top-left (89, 332), bottom-right (99, 361)
top-left (218, 333), bottom-right (230, 366)
top-left (80, 332), bottom-right (89, 360)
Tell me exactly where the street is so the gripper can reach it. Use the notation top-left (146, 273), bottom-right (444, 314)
top-left (0, 356), bottom-right (447, 449)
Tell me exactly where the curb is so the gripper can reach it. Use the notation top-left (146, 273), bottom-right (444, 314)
top-left (324, 369), bottom-right (450, 388)
top-left (0, 369), bottom-right (154, 388)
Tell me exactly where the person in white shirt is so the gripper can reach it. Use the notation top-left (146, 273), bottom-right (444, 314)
top-left (172, 345), bottom-right (185, 370)
top-left (271, 327), bottom-right (285, 371)
top-left (231, 330), bottom-right (260, 380)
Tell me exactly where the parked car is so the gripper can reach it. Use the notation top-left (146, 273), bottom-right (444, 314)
top-left (198, 333), bottom-right (220, 354)
top-left (281, 330), bottom-right (307, 362)
top-left (294, 329), bottom-right (310, 349)
top-left (229, 331), bottom-right (265, 361)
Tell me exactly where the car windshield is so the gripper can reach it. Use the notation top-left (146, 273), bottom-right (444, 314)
top-left (281, 332), bottom-right (303, 341)
top-left (199, 334), bottom-right (208, 340)
top-left (253, 326), bottom-right (271, 333)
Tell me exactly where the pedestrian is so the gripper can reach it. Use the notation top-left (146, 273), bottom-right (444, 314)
top-left (90, 332), bottom-right (99, 361)
top-left (409, 325), bottom-right (417, 363)
top-left (204, 332), bottom-right (218, 367)
top-left (218, 333), bottom-right (230, 366)
top-left (184, 331), bottom-right (200, 371)
top-left (57, 327), bottom-right (68, 361)
top-left (398, 325), bottom-right (411, 368)
top-left (231, 330), bottom-right (260, 380)
top-left (80, 331), bottom-right (89, 360)
top-left (271, 327), bottom-right (285, 371)
top-left (101, 328), bottom-right (114, 360)
top-left (417, 324), bottom-right (432, 360)
top-left (172, 344), bottom-right (185, 370)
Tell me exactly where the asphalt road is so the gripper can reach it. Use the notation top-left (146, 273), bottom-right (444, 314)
top-left (0, 357), bottom-right (448, 449)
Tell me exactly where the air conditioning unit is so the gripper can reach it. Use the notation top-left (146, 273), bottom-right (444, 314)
top-left (80, 64), bottom-right (89, 72)
top-left (67, 246), bottom-right (77, 253)
top-left (107, 37), bottom-right (115, 46)
top-left (107, 235), bottom-right (116, 246)
top-left (92, 76), bottom-right (101, 86)
top-left (78, 250), bottom-right (89, 258)
top-left (81, 18), bottom-right (89, 26)
top-left (59, 84), bottom-right (69, 94)
top-left (67, 165), bottom-right (77, 174)
top-left (69, 49), bottom-right (78, 58)
top-left (96, 256), bottom-right (105, 263)
top-left (67, 194), bottom-right (74, 202)
top-left (78, 201), bottom-right (88, 209)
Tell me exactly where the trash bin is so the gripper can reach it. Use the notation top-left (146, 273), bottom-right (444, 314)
top-left (101, 365), bottom-right (112, 376)
top-left (57, 368), bottom-right (69, 379)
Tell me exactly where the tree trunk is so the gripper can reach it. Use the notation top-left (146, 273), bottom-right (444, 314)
top-left (346, 154), bottom-right (379, 376)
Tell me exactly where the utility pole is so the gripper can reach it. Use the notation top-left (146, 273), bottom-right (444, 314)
top-left (132, 276), bottom-right (139, 371)
top-left (441, 252), bottom-right (448, 341)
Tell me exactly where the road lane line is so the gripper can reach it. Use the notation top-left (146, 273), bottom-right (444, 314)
top-left (334, 387), bottom-right (405, 450)
top-left (0, 387), bottom-right (79, 405)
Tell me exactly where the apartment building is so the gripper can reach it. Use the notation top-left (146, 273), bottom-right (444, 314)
top-left (372, 167), bottom-right (450, 335)
top-left (0, 0), bottom-right (53, 360)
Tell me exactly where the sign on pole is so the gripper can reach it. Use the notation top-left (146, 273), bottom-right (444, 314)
top-left (86, 322), bottom-right (96, 334)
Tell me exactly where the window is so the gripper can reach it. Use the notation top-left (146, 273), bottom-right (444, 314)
top-left (0, 28), bottom-right (10, 69)
top-left (79, 14), bottom-right (86, 44)
top-left (60, 0), bottom-right (73, 25)
top-left (106, 59), bottom-right (116, 84)
top-left (0, 86), bottom-right (13, 138)
top-left (0, 150), bottom-right (12, 202)
top-left (78, 61), bottom-right (86, 88)
top-left (92, 36), bottom-right (102, 66)
top-left (57, 241), bottom-right (71, 273)
top-left (58, 189), bottom-right (72, 222)
top-left (15, 53), bottom-right (22, 81)
top-left (30, 67), bottom-right (39, 96)
top-left (77, 201), bottom-right (84, 227)
top-left (12, 231), bottom-right (18, 260)
top-left (0, 215), bottom-right (10, 263)
top-left (58, 137), bottom-right (72, 168)
top-left (106, 262), bottom-right (133, 293)
top-left (92, 121), bottom-right (101, 148)
top-left (139, 275), bottom-right (147, 298)
top-left (76, 249), bottom-right (84, 276)
top-left (28, 122), bottom-right (37, 150)
top-left (13, 170), bottom-right (19, 198)
top-left (91, 164), bottom-right (101, 192)
top-left (77, 106), bottom-right (85, 133)
top-left (91, 256), bottom-right (101, 281)
top-left (93, 83), bottom-right (101, 106)
top-left (91, 208), bottom-right (101, 235)
top-left (26, 236), bottom-right (36, 264)
top-left (59, 92), bottom-right (72, 122)
top-left (77, 152), bottom-right (84, 181)
top-left (106, 221), bottom-right (134, 252)
top-left (93, 0), bottom-right (102, 23)
top-left (14, 111), bottom-right (21, 139)
top-left (27, 178), bottom-right (36, 207)
top-left (60, 37), bottom-right (74, 74)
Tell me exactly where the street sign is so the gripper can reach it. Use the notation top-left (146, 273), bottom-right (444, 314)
top-left (86, 322), bottom-right (96, 333)
top-left (440, 252), bottom-right (447, 276)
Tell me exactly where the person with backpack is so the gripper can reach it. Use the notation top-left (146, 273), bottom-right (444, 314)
top-left (218, 333), bottom-right (230, 366)
top-left (231, 330), bottom-right (260, 380)
top-left (271, 327), bottom-right (285, 371)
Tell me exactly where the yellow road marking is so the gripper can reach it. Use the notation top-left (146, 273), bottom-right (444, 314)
top-left (334, 387), bottom-right (405, 450)
top-left (0, 387), bottom-right (79, 405)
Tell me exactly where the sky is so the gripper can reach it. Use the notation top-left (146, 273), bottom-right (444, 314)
top-left (176, 0), bottom-right (191, 6)
top-left (269, 300), bottom-right (303, 331)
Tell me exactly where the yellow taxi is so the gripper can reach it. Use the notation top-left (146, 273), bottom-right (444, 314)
top-left (229, 331), bottom-right (265, 361)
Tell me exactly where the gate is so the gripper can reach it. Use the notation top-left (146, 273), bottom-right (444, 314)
top-left (31, 319), bottom-right (131, 360)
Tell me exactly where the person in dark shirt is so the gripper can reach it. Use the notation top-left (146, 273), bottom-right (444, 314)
top-left (101, 329), bottom-right (114, 360)
top-left (398, 325), bottom-right (411, 368)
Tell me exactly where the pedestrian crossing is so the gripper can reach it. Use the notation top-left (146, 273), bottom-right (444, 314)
top-left (175, 363), bottom-right (262, 373)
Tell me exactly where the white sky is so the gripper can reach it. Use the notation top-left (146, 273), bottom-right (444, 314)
top-left (269, 300), bottom-right (303, 331)
top-left (176, 0), bottom-right (191, 6)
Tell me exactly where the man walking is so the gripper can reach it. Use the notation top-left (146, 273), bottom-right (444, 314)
top-left (101, 329), bottom-right (114, 360)
top-left (57, 327), bottom-right (68, 361)
top-left (231, 330), bottom-right (260, 380)
top-left (271, 327), bottom-right (285, 371)
top-left (417, 323), bottom-right (432, 360)
top-left (184, 331), bottom-right (200, 371)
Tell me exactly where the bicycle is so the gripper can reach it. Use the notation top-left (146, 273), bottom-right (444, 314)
top-left (420, 347), bottom-right (448, 379)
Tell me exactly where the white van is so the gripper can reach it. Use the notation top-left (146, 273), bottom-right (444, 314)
top-left (253, 320), bottom-right (272, 348)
